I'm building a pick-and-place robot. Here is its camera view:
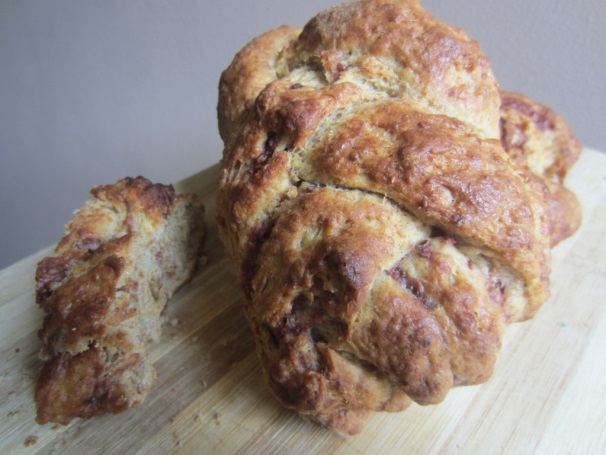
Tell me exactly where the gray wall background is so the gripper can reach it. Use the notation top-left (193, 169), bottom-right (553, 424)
top-left (1, 0), bottom-right (604, 269)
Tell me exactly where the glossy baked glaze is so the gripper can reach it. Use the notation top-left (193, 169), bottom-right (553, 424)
top-left (216, 0), bottom-right (581, 434)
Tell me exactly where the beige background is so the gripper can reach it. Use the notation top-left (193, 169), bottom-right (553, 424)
top-left (1, 0), bottom-right (604, 269)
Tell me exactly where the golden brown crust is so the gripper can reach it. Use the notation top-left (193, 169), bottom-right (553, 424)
top-left (218, 26), bottom-right (302, 143)
top-left (35, 348), bottom-right (141, 425)
top-left (35, 177), bottom-right (205, 425)
top-left (288, 0), bottom-right (500, 138)
top-left (217, 0), bottom-right (581, 435)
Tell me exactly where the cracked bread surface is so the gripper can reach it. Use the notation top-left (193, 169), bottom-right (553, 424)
top-left (216, 0), bottom-right (581, 434)
top-left (35, 176), bottom-right (205, 425)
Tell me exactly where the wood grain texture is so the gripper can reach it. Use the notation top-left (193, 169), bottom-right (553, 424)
top-left (1, 149), bottom-right (605, 454)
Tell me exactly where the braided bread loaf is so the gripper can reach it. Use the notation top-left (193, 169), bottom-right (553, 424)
top-left (217, 0), bottom-right (581, 434)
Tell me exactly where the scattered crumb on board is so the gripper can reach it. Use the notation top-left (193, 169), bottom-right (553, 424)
top-left (172, 431), bottom-right (181, 448)
top-left (24, 435), bottom-right (38, 447)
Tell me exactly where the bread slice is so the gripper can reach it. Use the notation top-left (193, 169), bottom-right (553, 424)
top-left (34, 176), bottom-right (205, 425)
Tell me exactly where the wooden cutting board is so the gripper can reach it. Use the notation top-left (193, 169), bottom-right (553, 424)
top-left (2, 148), bottom-right (605, 454)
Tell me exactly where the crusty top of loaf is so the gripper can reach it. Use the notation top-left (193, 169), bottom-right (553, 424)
top-left (219, 0), bottom-right (499, 142)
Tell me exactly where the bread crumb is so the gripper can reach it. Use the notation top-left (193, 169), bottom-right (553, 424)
top-left (200, 379), bottom-right (208, 388)
top-left (24, 435), bottom-right (38, 447)
top-left (172, 431), bottom-right (181, 447)
top-left (212, 411), bottom-right (221, 426)
top-left (170, 318), bottom-right (180, 327)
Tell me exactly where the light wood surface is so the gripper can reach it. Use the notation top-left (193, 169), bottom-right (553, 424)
top-left (1, 148), bottom-right (605, 454)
